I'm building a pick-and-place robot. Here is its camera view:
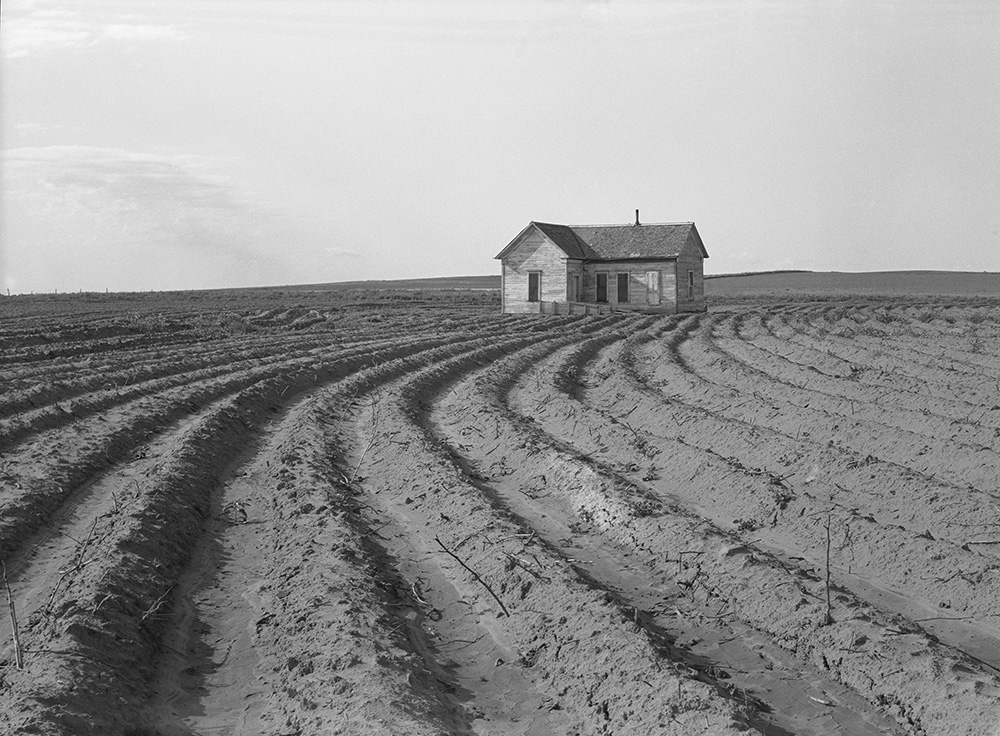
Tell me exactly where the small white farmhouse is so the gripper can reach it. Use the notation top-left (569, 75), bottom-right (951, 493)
top-left (495, 214), bottom-right (708, 314)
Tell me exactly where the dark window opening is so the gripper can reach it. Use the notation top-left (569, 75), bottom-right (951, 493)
top-left (617, 273), bottom-right (630, 303)
top-left (528, 271), bottom-right (541, 302)
top-left (596, 273), bottom-right (608, 303)
top-left (687, 270), bottom-right (695, 300)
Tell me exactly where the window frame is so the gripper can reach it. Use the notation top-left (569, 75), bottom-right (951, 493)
top-left (527, 271), bottom-right (541, 302)
top-left (617, 272), bottom-right (630, 303)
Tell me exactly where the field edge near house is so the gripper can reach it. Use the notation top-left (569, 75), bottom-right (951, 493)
top-left (0, 280), bottom-right (999, 735)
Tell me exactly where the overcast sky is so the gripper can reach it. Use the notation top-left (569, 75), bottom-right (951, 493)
top-left (2, 1), bottom-right (998, 293)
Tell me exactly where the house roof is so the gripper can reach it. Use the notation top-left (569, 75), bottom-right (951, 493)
top-left (496, 221), bottom-right (708, 261)
top-left (532, 222), bottom-right (591, 259)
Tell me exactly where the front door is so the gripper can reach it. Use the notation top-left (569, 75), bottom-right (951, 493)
top-left (528, 271), bottom-right (541, 302)
top-left (570, 273), bottom-right (581, 302)
top-left (617, 273), bottom-right (630, 303)
top-left (646, 271), bottom-right (660, 305)
top-left (596, 273), bottom-right (608, 303)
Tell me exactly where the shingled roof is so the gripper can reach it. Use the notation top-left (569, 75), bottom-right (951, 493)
top-left (497, 221), bottom-right (707, 261)
top-left (531, 222), bottom-right (591, 259)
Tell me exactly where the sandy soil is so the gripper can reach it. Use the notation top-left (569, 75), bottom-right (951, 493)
top-left (0, 289), bottom-right (999, 735)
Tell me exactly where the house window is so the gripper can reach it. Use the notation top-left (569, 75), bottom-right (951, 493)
top-left (596, 273), bottom-right (608, 303)
top-left (617, 273), bottom-right (630, 303)
top-left (528, 271), bottom-right (541, 302)
top-left (687, 270), bottom-right (695, 300)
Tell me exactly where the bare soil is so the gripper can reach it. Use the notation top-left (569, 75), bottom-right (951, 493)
top-left (1, 286), bottom-right (999, 735)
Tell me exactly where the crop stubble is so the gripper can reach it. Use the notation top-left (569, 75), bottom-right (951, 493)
top-left (0, 290), bottom-right (998, 735)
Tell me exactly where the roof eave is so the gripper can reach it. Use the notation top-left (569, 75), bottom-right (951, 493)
top-left (496, 221), bottom-right (584, 260)
top-left (494, 222), bottom-right (541, 260)
top-left (534, 221), bottom-right (591, 259)
top-left (689, 223), bottom-right (709, 259)
top-left (582, 256), bottom-right (679, 263)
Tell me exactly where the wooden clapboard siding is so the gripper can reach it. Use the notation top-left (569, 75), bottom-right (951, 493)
top-left (661, 267), bottom-right (678, 312)
top-left (675, 233), bottom-right (706, 312)
top-left (580, 259), bottom-right (678, 312)
top-left (501, 230), bottom-right (568, 313)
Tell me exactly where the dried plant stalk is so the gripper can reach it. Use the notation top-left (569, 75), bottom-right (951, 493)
top-left (3, 561), bottom-right (24, 669)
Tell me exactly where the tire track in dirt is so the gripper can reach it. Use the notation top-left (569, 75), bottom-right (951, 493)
top-left (0, 333), bottom-right (330, 420)
top-left (769, 306), bottom-right (1000, 380)
top-left (685, 314), bottom-right (1000, 493)
top-left (139, 387), bottom-right (460, 735)
top-left (0, 331), bottom-right (516, 734)
top-left (0, 390), bottom-right (238, 616)
top-left (504, 331), bottom-right (931, 728)
top-left (425, 327), bottom-right (906, 736)
top-left (601, 315), bottom-right (1000, 656)
top-left (497, 322), bottom-right (1000, 735)
top-left (0, 330), bottom-right (465, 449)
top-left (4, 292), bottom-right (999, 734)
top-left (742, 309), bottom-right (1000, 424)
top-left (642, 314), bottom-right (1000, 527)
top-left (0, 333), bottom-right (488, 563)
top-left (771, 307), bottom-right (1000, 411)
top-left (719, 311), bottom-right (1000, 450)
top-left (627, 314), bottom-right (1000, 539)
top-left (746, 311), bottom-right (1000, 452)
top-left (132, 329), bottom-right (571, 735)
top-left (336, 320), bottom-right (762, 736)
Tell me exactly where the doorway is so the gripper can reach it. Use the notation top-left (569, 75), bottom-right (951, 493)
top-left (570, 273), bottom-right (581, 302)
top-left (617, 273), bottom-right (630, 303)
top-left (646, 271), bottom-right (660, 306)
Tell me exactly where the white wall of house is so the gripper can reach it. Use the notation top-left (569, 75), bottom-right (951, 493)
top-left (501, 230), bottom-right (568, 313)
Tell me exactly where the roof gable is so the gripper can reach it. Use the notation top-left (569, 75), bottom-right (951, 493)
top-left (496, 221), bottom-right (708, 261)
top-left (494, 221), bottom-right (590, 260)
top-left (531, 222), bottom-right (591, 259)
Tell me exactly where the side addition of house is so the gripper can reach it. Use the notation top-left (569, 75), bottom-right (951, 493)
top-left (494, 214), bottom-right (709, 314)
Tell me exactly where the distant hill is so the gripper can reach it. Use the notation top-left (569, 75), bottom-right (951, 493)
top-left (706, 270), bottom-right (1000, 297)
top-left (705, 269), bottom-right (812, 279)
top-left (280, 275), bottom-right (500, 291)
top-left (252, 270), bottom-right (999, 300)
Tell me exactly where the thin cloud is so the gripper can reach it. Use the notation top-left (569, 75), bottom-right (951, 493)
top-left (101, 23), bottom-right (186, 42)
top-left (6, 147), bottom-right (238, 212)
top-left (326, 246), bottom-right (361, 258)
top-left (1, 0), bottom-right (189, 58)
top-left (15, 122), bottom-right (86, 133)
top-left (211, 1), bottom-right (735, 44)
top-left (3, 146), bottom-right (293, 289)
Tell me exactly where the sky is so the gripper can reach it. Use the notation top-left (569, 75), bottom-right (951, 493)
top-left (1, 0), bottom-right (998, 293)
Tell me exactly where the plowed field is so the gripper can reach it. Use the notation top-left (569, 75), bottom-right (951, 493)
top-left (1, 289), bottom-right (999, 736)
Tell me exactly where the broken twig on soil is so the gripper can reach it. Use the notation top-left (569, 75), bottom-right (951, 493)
top-left (435, 536), bottom-right (510, 617)
top-left (823, 507), bottom-right (833, 625)
top-left (140, 587), bottom-right (173, 624)
top-left (348, 390), bottom-right (381, 485)
top-left (3, 561), bottom-right (24, 669)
